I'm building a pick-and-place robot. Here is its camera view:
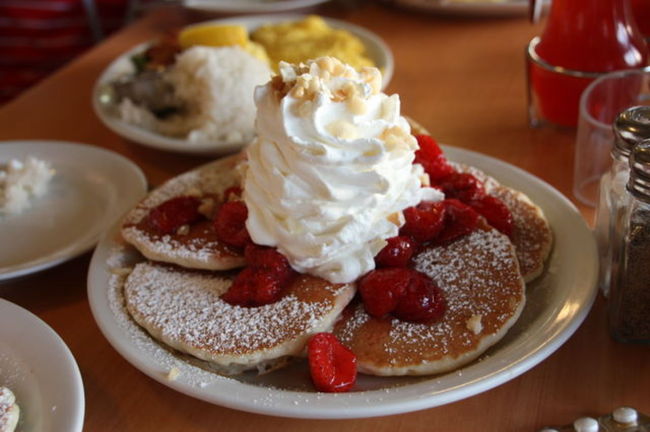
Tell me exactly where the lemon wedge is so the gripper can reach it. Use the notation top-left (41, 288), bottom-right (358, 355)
top-left (179, 24), bottom-right (248, 49)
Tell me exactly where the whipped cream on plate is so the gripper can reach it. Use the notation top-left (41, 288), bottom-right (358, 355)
top-left (244, 57), bottom-right (442, 283)
top-left (0, 157), bottom-right (55, 215)
top-left (0, 386), bottom-right (19, 432)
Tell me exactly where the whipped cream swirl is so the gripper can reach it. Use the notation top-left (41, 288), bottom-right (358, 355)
top-left (244, 57), bottom-right (442, 283)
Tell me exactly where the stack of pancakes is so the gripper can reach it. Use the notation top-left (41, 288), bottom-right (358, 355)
top-left (117, 145), bottom-right (552, 378)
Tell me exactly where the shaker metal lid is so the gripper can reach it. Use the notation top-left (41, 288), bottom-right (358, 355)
top-left (627, 138), bottom-right (650, 202)
top-left (614, 106), bottom-right (650, 157)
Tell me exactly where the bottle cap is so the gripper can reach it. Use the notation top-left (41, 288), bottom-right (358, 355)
top-left (627, 139), bottom-right (650, 202)
top-left (613, 106), bottom-right (650, 159)
top-left (613, 407), bottom-right (638, 425)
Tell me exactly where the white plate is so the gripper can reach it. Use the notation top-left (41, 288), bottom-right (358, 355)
top-left (0, 299), bottom-right (85, 431)
top-left (385, 0), bottom-right (548, 16)
top-left (93, 14), bottom-right (393, 156)
top-left (0, 141), bottom-right (147, 281)
top-left (183, 0), bottom-right (329, 13)
top-left (87, 146), bottom-right (597, 419)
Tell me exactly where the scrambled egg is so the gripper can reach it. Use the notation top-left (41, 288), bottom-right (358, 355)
top-left (251, 15), bottom-right (375, 72)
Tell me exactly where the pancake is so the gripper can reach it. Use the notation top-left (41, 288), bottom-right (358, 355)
top-left (334, 221), bottom-right (525, 376)
top-left (0, 387), bottom-right (19, 432)
top-left (455, 163), bottom-right (553, 282)
top-left (123, 261), bottom-right (355, 374)
top-left (121, 153), bottom-right (245, 271)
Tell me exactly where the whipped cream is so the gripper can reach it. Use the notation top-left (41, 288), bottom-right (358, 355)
top-left (0, 157), bottom-right (54, 215)
top-left (244, 57), bottom-right (442, 283)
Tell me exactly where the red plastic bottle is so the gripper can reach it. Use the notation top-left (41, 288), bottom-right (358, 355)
top-left (528, 0), bottom-right (648, 127)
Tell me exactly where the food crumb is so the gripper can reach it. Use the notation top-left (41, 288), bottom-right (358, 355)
top-left (466, 314), bottom-right (483, 335)
top-left (167, 366), bottom-right (181, 381)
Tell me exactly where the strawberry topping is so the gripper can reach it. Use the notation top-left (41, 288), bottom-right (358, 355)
top-left (221, 268), bottom-right (284, 307)
top-left (438, 172), bottom-right (486, 202)
top-left (469, 195), bottom-right (514, 237)
top-left (393, 270), bottom-right (446, 323)
top-left (400, 201), bottom-right (446, 243)
top-left (308, 333), bottom-right (357, 393)
top-left (414, 134), bottom-right (455, 182)
top-left (244, 244), bottom-right (294, 285)
top-left (221, 244), bottom-right (295, 307)
top-left (214, 201), bottom-right (251, 250)
top-left (146, 196), bottom-right (202, 235)
top-left (435, 199), bottom-right (480, 245)
top-left (359, 268), bottom-right (446, 323)
top-left (359, 268), bottom-right (410, 317)
top-left (375, 236), bottom-right (416, 267)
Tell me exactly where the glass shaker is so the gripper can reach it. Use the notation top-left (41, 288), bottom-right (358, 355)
top-left (608, 139), bottom-right (650, 343)
top-left (595, 106), bottom-right (650, 296)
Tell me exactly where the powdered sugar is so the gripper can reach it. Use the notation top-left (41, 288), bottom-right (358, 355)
top-left (335, 227), bottom-right (525, 373)
top-left (107, 245), bottom-right (230, 388)
top-left (125, 262), bottom-right (341, 357)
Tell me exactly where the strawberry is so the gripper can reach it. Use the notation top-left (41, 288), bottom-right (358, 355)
top-left (146, 196), bottom-right (202, 235)
top-left (414, 135), bottom-right (455, 182)
top-left (392, 271), bottom-right (446, 323)
top-left (437, 172), bottom-right (486, 203)
top-left (469, 195), bottom-right (514, 237)
top-left (244, 244), bottom-right (294, 284)
top-left (213, 201), bottom-right (251, 250)
top-left (308, 333), bottom-right (357, 393)
top-left (359, 268), bottom-right (446, 323)
top-left (375, 236), bottom-right (416, 268)
top-left (358, 268), bottom-right (411, 317)
top-left (221, 268), bottom-right (284, 307)
top-left (400, 201), bottom-right (446, 243)
top-left (435, 199), bottom-right (480, 245)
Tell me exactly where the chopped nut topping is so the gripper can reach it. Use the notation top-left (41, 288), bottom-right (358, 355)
top-left (176, 224), bottom-right (190, 235)
top-left (166, 367), bottom-right (180, 381)
top-left (466, 314), bottom-right (483, 335)
top-left (326, 119), bottom-right (358, 139)
top-left (380, 126), bottom-right (411, 151)
top-left (198, 197), bottom-right (216, 218)
top-left (347, 95), bottom-right (367, 115)
top-left (387, 211), bottom-right (405, 226)
top-left (185, 187), bottom-right (201, 198)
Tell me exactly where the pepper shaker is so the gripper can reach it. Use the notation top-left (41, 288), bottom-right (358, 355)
top-left (608, 139), bottom-right (650, 343)
top-left (595, 106), bottom-right (650, 297)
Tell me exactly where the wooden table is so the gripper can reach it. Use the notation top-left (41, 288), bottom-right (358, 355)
top-left (1, 3), bottom-right (647, 431)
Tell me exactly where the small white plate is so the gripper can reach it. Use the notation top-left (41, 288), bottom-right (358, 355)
top-left (0, 141), bottom-right (147, 281)
top-left (93, 14), bottom-right (393, 156)
top-left (385, 0), bottom-right (548, 16)
top-left (183, 0), bottom-right (329, 13)
top-left (87, 146), bottom-right (597, 419)
top-left (0, 299), bottom-right (85, 431)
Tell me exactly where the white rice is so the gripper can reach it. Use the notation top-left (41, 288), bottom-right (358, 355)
top-left (119, 46), bottom-right (272, 146)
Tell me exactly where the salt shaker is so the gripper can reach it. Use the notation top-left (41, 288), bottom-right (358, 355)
top-left (595, 106), bottom-right (650, 296)
top-left (608, 139), bottom-right (650, 343)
